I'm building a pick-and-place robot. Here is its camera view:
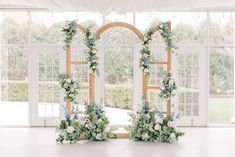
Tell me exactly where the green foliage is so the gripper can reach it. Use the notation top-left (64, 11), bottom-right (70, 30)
top-left (159, 71), bottom-right (177, 101)
top-left (128, 101), bottom-right (184, 143)
top-left (140, 22), bottom-right (176, 75)
top-left (61, 20), bottom-right (78, 46)
top-left (81, 103), bottom-right (115, 141)
top-left (105, 84), bottom-right (133, 109)
top-left (128, 102), bottom-right (161, 142)
top-left (84, 26), bottom-right (99, 74)
top-left (58, 73), bottom-right (79, 103)
top-left (1, 81), bottom-right (28, 101)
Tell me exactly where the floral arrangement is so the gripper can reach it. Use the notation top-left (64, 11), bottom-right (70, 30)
top-left (155, 110), bottom-right (184, 143)
top-left (128, 100), bottom-right (184, 143)
top-left (159, 71), bottom-right (177, 101)
top-left (140, 22), bottom-right (176, 75)
top-left (58, 73), bottom-right (79, 103)
top-left (62, 20), bottom-right (78, 46)
top-left (128, 100), bottom-right (161, 142)
top-left (56, 106), bottom-right (81, 144)
top-left (84, 26), bottom-right (99, 75)
top-left (81, 102), bottom-right (115, 141)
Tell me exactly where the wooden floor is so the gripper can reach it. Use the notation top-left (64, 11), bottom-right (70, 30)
top-left (0, 127), bottom-right (235, 157)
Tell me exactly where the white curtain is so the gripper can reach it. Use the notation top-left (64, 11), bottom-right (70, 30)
top-left (0, 0), bottom-right (235, 14)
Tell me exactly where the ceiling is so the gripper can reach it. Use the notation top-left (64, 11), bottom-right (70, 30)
top-left (0, 0), bottom-right (235, 14)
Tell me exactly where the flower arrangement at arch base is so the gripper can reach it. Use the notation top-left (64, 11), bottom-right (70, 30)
top-left (81, 102), bottom-right (116, 141)
top-left (56, 103), bottom-right (115, 144)
top-left (128, 100), bottom-right (184, 143)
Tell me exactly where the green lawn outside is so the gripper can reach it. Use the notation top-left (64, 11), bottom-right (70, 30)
top-left (209, 97), bottom-right (234, 124)
top-left (1, 81), bottom-right (234, 124)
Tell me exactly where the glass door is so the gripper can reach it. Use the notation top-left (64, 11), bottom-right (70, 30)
top-left (29, 46), bottom-right (64, 126)
top-left (175, 47), bottom-right (207, 126)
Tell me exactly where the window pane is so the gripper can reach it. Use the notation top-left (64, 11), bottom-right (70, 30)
top-left (209, 47), bottom-right (234, 124)
top-left (209, 12), bottom-right (233, 45)
top-left (1, 11), bottom-right (28, 44)
top-left (0, 46), bottom-right (28, 125)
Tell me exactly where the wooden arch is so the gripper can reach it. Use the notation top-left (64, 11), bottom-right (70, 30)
top-left (142, 21), bottom-right (172, 115)
top-left (95, 22), bottom-right (143, 40)
top-left (66, 24), bottom-right (95, 111)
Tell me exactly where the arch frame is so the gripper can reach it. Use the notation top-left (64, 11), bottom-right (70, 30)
top-left (66, 24), bottom-right (95, 111)
top-left (142, 21), bottom-right (172, 115)
top-left (95, 22), bottom-right (144, 41)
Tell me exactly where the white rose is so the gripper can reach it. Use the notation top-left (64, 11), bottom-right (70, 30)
top-left (62, 139), bottom-right (70, 144)
top-left (96, 133), bottom-right (102, 140)
top-left (155, 117), bottom-right (163, 124)
top-left (143, 53), bottom-right (148, 58)
top-left (154, 124), bottom-right (160, 131)
top-left (63, 83), bottom-right (69, 88)
top-left (66, 126), bottom-right (75, 134)
top-left (169, 133), bottom-right (176, 143)
top-left (144, 69), bottom-right (149, 73)
top-left (66, 78), bottom-right (71, 83)
top-left (149, 126), bottom-right (154, 132)
top-left (160, 85), bottom-right (165, 90)
top-left (144, 37), bottom-right (148, 41)
top-left (167, 120), bottom-right (176, 128)
top-left (146, 114), bottom-right (150, 120)
top-left (171, 89), bottom-right (176, 95)
top-left (98, 118), bottom-right (103, 123)
top-left (169, 79), bottom-right (174, 86)
top-left (92, 50), bottom-right (96, 54)
top-left (142, 133), bottom-right (149, 141)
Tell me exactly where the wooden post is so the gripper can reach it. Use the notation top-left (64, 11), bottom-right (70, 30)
top-left (89, 73), bottom-right (95, 103)
top-left (66, 45), bottom-right (71, 112)
top-left (166, 21), bottom-right (172, 116)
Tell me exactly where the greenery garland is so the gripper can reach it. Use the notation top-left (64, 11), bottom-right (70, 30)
top-left (58, 73), bottom-right (79, 103)
top-left (159, 71), bottom-right (177, 101)
top-left (81, 103), bottom-right (115, 141)
top-left (140, 22), bottom-right (176, 75)
top-left (84, 26), bottom-right (99, 75)
top-left (62, 20), bottom-right (78, 46)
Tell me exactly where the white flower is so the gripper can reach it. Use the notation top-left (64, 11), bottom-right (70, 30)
top-left (92, 60), bottom-right (96, 63)
top-left (98, 118), bottom-right (103, 123)
top-left (149, 126), bottom-right (154, 132)
top-left (167, 120), bottom-right (176, 128)
top-left (142, 133), bottom-right (149, 141)
top-left (144, 37), bottom-right (148, 41)
top-left (92, 50), bottom-right (96, 54)
top-left (169, 79), bottom-right (174, 86)
top-left (70, 87), bottom-right (75, 92)
top-left (154, 124), bottom-right (160, 131)
top-left (64, 21), bottom-right (69, 29)
top-left (155, 117), bottom-right (163, 123)
top-left (66, 78), bottom-right (71, 83)
top-left (66, 126), bottom-right (75, 134)
top-left (146, 114), bottom-right (150, 120)
top-left (62, 139), bottom-right (70, 144)
top-left (160, 85), bottom-right (165, 90)
top-left (144, 68), bottom-right (149, 73)
top-left (96, 133), bottom-right (102, 140)
top-left (143, 53), bottom-right (148, 58)
top-left (171, 89), bottom-right (176, 95)
top-left (169, 133), bottom-right (176, 143)
top-left (63, 83), bottom-right (69, 88)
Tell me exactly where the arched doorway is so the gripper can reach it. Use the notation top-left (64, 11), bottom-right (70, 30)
top-left (96, 22), bottom-right (143, 126)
